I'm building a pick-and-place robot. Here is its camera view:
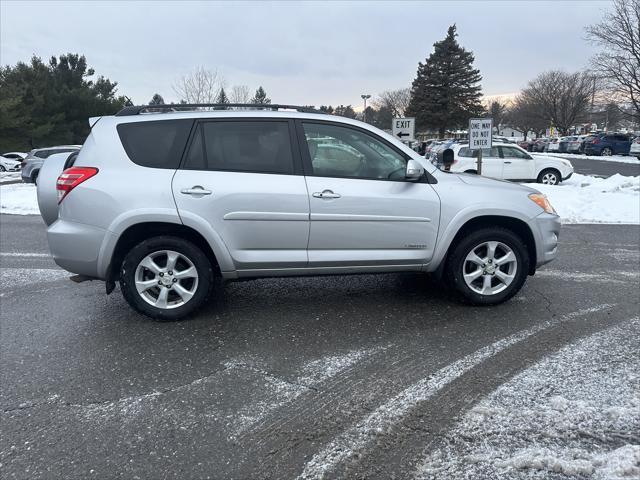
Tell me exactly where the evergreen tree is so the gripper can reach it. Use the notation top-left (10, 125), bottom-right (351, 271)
top-left (215, 88), bottom-right (229, 109)
top-left (406, 25), bottom-right (484, 137)
top-left (333, 105), bottom-right (357, 119)
top-left (0, 54), bottom-right (128, 150)
top-left (149, 93), bottom-right (165, 105)
top-left (251, 86), bottom-right (271, 104)
top-left (319, 105), bottom-right (334, 114)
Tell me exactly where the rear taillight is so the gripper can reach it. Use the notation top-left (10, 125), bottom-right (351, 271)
top-left (591, 138), bottom-right (600, 144)
top-left (56, 167), bottom-right (98, 203)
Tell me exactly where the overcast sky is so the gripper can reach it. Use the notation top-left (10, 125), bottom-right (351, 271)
top-left (1, 0), bottom-right (610, 107)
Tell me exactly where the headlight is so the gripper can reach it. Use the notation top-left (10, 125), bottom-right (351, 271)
top-left (529, 193), bottom-right (556, 214)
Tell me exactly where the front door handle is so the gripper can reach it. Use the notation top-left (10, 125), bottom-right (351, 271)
top-left (313, 189), bottom-right (341, 199)
top-left (181, 186), bottom-right (212, 196)
top-left (504, 161), bottom-right (512, 164)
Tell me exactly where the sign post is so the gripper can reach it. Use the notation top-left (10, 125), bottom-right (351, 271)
top-left (392, 117), bottom-right (415, 143)
top-left (468, 118), bottom-right (493, 176)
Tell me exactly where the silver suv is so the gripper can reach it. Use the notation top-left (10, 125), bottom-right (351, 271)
top-left (39, 104), bottom-right (560, 321)
top-left (21, 145), bottom-right (81, 184)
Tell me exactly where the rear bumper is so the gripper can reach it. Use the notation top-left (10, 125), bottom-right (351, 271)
top-left (48, 219), bottom-right (107, 279)
top-left (531, 212), bottom-right (561, 268)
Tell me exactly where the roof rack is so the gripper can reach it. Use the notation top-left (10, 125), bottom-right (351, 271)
top-left (115, 103), bottom-right (325, 117)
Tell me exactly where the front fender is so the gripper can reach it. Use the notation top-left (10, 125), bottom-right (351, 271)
top-left (426, 204), bottom-right (537, 272)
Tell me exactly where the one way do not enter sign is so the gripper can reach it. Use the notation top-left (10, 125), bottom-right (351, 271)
top-left (469, 118), bottom-right (493, 149)
top-left (392, 117), bottom-right (415, 142)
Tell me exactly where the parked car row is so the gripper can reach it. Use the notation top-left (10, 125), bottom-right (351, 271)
top-left (517, 133), bottom-right (636, 157)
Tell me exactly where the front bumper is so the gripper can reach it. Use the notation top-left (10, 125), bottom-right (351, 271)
top-left (532, 212), bottom-right (561, 268)
top-left (47, 219), bottom-right (107, 278)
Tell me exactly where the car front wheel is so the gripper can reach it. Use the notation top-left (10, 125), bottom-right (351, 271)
top-left (119, 236), bottom-right (214, 321)
top-left (537, 169), bottom-right (561, 185)
top-left (601, 147), bottom-right (613, 156)
top-left (446, 227), bottom-right (530, 305)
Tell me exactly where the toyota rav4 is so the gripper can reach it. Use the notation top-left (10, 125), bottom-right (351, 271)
top-left (38, 104), bottom-right (561, 321)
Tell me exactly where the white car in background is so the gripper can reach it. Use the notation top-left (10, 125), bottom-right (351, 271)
top-left (1, 151), bottom-right (27, 162)
top-left (441, 142), bottom-right (574, 185)
top-left (0, 155), bottom-right (22, 172)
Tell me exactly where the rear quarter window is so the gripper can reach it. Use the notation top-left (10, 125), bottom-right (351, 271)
top-left (117, 119), bottom-right (193, 169)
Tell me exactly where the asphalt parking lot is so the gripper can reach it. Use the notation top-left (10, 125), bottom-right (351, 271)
top-left (1, 215), bottom-right (639, 479)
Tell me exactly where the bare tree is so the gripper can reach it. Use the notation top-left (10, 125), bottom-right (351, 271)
top-left (586, 0), bottom-right (640, 119)
top-left (172, 66), bottom-right (224, 104)
top-left (229, 84), bottom-right (251, 104)
top-left (374, 88), bottom-right (410, 117)
top-left (505, 95), bottom-right (547, 140)
top-left (519, 71), bottom-right (594, 135)
top-left (487, 100), bottom-right (508, 133)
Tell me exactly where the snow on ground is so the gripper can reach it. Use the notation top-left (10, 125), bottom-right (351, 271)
top-left (525, 173), bottom-right (640, 224)
top-left (417, 318), bottom-right (640, 480)
top-left (0, 172), bottom-right (22, 184)
top-left (534, 153), bottom-right (640, 165)
top-left (0, 183), bottom-right (39, 215)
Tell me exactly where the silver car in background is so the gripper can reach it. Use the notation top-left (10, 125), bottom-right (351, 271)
top-left (38, 104), bottom-right (561, 321)
top-left (21, 145), bottom-right (81, 184)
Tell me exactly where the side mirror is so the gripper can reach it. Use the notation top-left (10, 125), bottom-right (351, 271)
top-left (405, 159), bottom-right (425, 180)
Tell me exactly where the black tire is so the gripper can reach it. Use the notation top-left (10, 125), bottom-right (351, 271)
top-left (0, 165), bottom-right (5, 172)
top-left (537, 168), bottom-right (561, 185)
top-left (31, 170), bottom-right (39, 185)
top-left (446, 227), bottom-right (530, 305)
top-left (119, 236), bottom-right (214, 321)
top-left (601, 147), bottom-right (612, 156)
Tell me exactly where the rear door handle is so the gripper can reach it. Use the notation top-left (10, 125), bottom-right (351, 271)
top-left (312, 190), bottom-right (341, 199)
top-left (504, 161), bottom-right (512, 164)
top-left (180, 186), bottom-right (212, 196)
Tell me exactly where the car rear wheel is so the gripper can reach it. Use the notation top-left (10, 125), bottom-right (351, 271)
top-left (119, 236), bottom-right (214, 321)
top-left (0, 165), bottom-right (5, 172)
top-left (601, 147), bottom-right (613, 156)
top-left (446, 227), bottom-right (529, 305)
top-left (537, 169), bottom-right (561, 185)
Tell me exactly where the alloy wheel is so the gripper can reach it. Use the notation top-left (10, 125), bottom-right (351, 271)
top-left (463, 241), bottom-right (518, 295)
top-left (134, 250), bottom-right (199, 309)
top-left (541, 172), bottom-right (558, 185)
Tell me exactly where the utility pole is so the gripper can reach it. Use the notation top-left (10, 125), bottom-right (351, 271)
top-left (361, 94), bottom-right (371, 123)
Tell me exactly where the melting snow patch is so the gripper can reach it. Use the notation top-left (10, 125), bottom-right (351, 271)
top-left (416, 318), bottom-right (640, 480)
top-left (0, 267), bottom-right (69, 290)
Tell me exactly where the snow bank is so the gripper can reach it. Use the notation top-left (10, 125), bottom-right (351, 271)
top-left (525, 173), bottom-right (640, 224)
top-left (417, 318), bottom-right (640, 480)
top-left (0, 172), bottom-right (22, 184)
top-left (0, 183), bottom-right (39, 215)
top-left (535, 152), bottom-right (640, 164)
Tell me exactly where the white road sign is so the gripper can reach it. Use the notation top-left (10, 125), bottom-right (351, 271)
top-left (469, 118), bottom-right (493, 149)
top-left (392, 117), bottom-right (415, 142)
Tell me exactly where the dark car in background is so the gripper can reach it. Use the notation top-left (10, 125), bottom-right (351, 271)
top-left (517, 140), bottom-right (535, 151)
top-left (583, 133), bottom-right (631, 156)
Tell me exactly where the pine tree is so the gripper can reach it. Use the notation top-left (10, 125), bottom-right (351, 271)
top-left (149, 93), bottom-right (165, 105)
top-left (215, 88), bottom-right (229, 109)
top-left (406, 25), bottom-right (484, 137)
top-left (251, 86), bottom-right (271, 104)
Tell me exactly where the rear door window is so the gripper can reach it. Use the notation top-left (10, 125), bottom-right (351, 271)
top-left (184, 121), bottom-right (294, 175)
top-left (117, 119), bottom-right (193, 169)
